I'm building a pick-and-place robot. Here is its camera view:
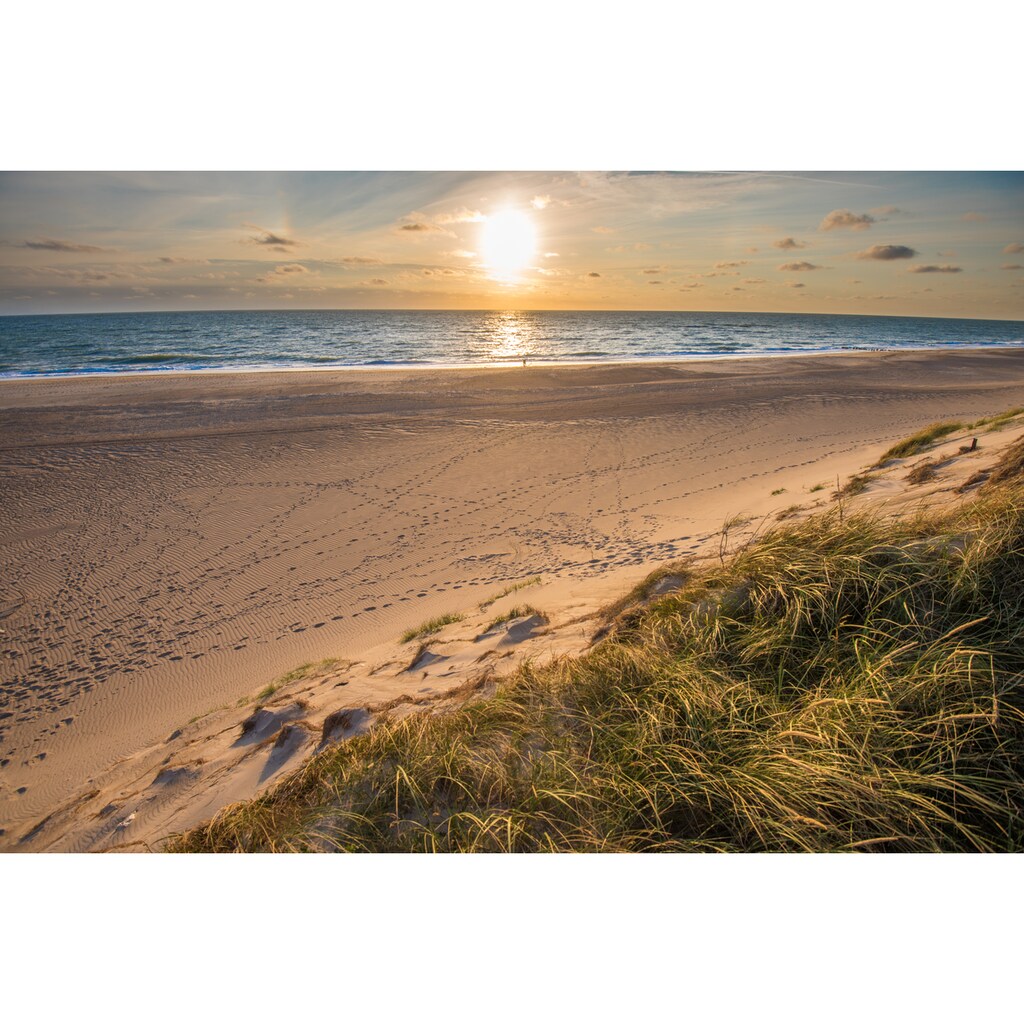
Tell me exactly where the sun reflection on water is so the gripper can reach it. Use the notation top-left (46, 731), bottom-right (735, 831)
top-left (486, 311), bottom-right (537, 362)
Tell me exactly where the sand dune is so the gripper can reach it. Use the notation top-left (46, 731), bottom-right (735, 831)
top-left (1, 349), bottom-right (1022, 849)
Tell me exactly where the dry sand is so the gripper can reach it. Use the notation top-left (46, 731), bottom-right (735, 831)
top-left (1, 349), bottom-right (1022, 850)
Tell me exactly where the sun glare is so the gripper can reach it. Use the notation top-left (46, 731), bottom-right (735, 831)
top-left (480, 209), bottom-right (537, 282)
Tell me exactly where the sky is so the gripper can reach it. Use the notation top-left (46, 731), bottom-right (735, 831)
top-left (1, 171), bottom-right (1022, 318)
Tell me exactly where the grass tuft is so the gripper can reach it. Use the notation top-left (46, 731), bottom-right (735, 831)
top-left (834, 473), bottom-right (876, 499)
top-left (480, 605), bottom-right (548, 636)
top-left (478, 577), bottom-right (542, 611)
top-left (874, 421), bottom-right (963, 465)
top-left (245, 659), bottom-right (344, 706)
top-left (400, 613), bottom-right (465, 644)
top-left (906, 460), bottom-right (939, 486)
top-left (969, 406), bottom-right (1024, 432)
top-left (170, 479), bottom-right (1024, 854)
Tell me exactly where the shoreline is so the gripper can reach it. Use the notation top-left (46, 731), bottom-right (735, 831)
top-left (2, 347), bottom-right (1024, 848)
top-left (2, 341), bottom-right (1024, 382)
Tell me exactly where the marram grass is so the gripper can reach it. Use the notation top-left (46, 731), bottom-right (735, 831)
top-left (170, 479), bottom-right (1024, 853)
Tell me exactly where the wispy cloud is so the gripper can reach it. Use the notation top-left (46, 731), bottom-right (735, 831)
top-left (1004, 242), bottom-right (1024, 254)
top-left (587, 271), bottom-right (601, 277)
top-left (715, 260), bottom-right (748, 268)
top-left (777, 261), bottom-right (820, 272)
top-left (1001, 263), bottom-right (1023, 271)
top-left (773, 238), bottom-right (806, 250)
top-left (908, 264), bottom-right (962, 274)
top-left (819, 209), bottom-right (875, 231)
top-left (434, 207), bottom-right (484, 225)
top-left (22, 238), bottom-right (108, 252)
top-left (856, 244), bottom-right (917, 261)
top-left (961, 211), bottom-right (988, 222)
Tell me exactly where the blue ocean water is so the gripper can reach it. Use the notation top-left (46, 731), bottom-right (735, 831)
top-left (0, 309), bottom-right (1022, 377)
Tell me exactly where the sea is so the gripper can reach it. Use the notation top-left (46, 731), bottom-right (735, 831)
top-left (1, 309), bottom-right (1022, 377)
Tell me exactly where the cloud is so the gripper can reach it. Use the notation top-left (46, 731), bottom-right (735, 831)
top-left (591, 225), bottom-right (615, 234)
top-left (434, 208), bottom-right (485, 225)
top-left (773, 237), bottom-right (806, 250)
top-left (641, 268), bottom-right (661, 275)
top-left (787, 282), bottom-right (805, 288)
top-left (22, 238), bottom-right (107, 252)
top-left (250, 230), bottom-right (297, 250)
top-left (908, 264), bottom-right (962, 274)
top-left (856, 244), bottom-right (917, 261)
top-left (606, 243), bottom-right (652, 252)
top-left (587, 272), bottom-right (601, 277)
top-left (255, 263), bottom-right (310, 283)
top-left (362, 278), bottom-right (388, 285)
top-left (743, 278), bottom-right (766, 284)
top-left (819, 209), bottom-right (875, 231)
top-left (531, 195), bottom-right (551, 210)
top-left (714, 260), bottom-right (748, 268)
top-left (1004, 243), bottom-right (1024, 254)
top-left (746, 246), bottom-right (759, 253)
top-left (399, 222), bottom-right (435, 232)
top-left (648, 280), bottom-right (662, 285)
top-left (340, 256), bottom-right (383, 265)
top-left (961, 211), bottom-right (988, 222)
top-left (871, 205), bottom-right (902, 217)
top-left (777, 261), bottom-right (820, 272)
top-left (1001, 263), bottom-right (1023, 271)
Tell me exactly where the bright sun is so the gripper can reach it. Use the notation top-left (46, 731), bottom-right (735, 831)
top-left (480, 209), bottom-right (537, 281)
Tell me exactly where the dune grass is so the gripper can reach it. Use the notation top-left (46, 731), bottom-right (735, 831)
top-left (170, 480), bottom-right (1024, 853)
top-left (480, 605), bottom-right (547, 636)
top-left (970, 407), bottom-right (1024, 432)
top-left (478, 576), bottom-right (542, 611)
top-left (834, 472), bottom-right (876, 499)
top-left (250, 659), bottom-right (343, 704)
top-left (875, 421), bottom-right (964, 465)
top-left (399, 613), bottom-right (465, 644)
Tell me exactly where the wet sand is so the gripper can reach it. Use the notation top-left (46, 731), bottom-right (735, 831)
top-left (1, 349), bottom-right (1023, 847)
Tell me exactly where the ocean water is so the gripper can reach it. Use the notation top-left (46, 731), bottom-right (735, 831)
top-left (0, 309), bottom-right (1022, 377)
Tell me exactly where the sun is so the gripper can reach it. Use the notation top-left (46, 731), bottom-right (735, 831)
top-left (480, 208), bottom-right (537, 282)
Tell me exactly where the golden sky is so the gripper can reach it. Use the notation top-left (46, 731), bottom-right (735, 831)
top-left (1, 171), bottom-right (1022, 318)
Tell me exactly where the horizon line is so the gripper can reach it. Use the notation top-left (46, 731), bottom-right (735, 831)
top-left (3, 307), bottom-right (1023, 324)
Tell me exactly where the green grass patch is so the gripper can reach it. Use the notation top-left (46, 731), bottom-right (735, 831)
top-left (400, 613), bottom-right (465, 644)
top-left (478, 576), bottom-right (542, 611)
top-left (480, 605), bottom-right (547, 636)
top-left (874, 421), bottom-right (963, 465)
top-left (170, 480), bottom-right (1024, 854)
top-left (969, 406), bottom-right (1024, 432)
top-left (244, 659), bottom-right (344, 706)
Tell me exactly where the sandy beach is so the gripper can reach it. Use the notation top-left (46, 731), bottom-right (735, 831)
top-left (2, 348), bottom-right (1023, 849)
